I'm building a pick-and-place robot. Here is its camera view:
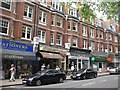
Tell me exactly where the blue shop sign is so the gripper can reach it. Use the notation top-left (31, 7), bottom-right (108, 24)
top-left (0, 39), bottom-right (33, 52)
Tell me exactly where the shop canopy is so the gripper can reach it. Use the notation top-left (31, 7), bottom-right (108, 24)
top-left (36, 51), bottom-right (63, 60)
top-left (1, 49), bottom-right (36, 61)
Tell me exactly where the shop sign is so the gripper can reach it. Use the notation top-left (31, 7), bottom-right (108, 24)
top-left (3, 54), bottom-right (24, 59)
top-left (2, 54), bottom-right (36, 60)
top-left (0, 39), bottom-right (33, 52)
top-left (69, 54), bottom-right (89, 60)
top-left (39, 45), bottom-right (67, 54)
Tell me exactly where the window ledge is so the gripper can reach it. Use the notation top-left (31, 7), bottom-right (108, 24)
top-left (21, 38), bottom-right (31, 41)
top-left (0, 7), bottom-right (11, 12)
top-left (23, 16), bottom-right (32, 21)
top-left (39, 22), bottom-right (46, 26)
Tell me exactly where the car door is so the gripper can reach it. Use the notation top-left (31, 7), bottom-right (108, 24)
top-left (43, 70), bottom-right (55, 83)
top-left (86, 69), bottom-right (92, 78)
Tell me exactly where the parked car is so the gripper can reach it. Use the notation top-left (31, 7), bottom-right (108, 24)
top-left (71, 68), bottom-right (97, 80)
top-left (109, 67), bottom-right (120, 75)
top-left (22, 69), bottom-right (66, 86)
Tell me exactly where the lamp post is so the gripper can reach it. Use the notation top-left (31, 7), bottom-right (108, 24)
top-left (118, 33), bottom-right (120, 67)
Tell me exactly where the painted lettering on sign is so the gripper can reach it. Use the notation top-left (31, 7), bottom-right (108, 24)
top-left (0, 40), bottom-right (33, 52)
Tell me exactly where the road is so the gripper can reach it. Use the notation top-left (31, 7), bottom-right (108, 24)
top-left (2, 75), bottom-right (119, 89)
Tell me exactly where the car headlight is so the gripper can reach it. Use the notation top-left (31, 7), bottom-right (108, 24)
top-left (76, 74), bottom-right (81, 76)
top-left (28, 78), bottom-right (33, 81)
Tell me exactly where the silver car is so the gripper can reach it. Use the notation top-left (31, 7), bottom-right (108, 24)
top-left (109, 67), bottom-right (120, 75)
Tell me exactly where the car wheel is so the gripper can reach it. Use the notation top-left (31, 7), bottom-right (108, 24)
top-left (36, 80), bottom-right (41, 86)
top-left (82, 75), bottom-right (86, 80)
top-left (94, 74), bottom-right (97, 78)
top-left (59, 78), bottom-right (64, 83)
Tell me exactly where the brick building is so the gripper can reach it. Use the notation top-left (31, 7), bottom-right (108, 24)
top-left (0, 0), bottom-right (119, 79)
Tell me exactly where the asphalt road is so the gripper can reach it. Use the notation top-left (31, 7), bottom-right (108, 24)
top-left (2, 75), bottom-right (119, 89)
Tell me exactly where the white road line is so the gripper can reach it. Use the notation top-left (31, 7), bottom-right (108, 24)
top-left (99, 80), bottom-right (107, 82)
top-left (82, 82), bottom-right (95, 87)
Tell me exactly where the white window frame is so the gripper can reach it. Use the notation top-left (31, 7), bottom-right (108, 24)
top-left (24, 5), bottom-right (33, 20)
top-left (50, 33), bottom-right (54, 45)
top-left (109, 34), bottom-right (112, 41)
top-left (96, 19), bottom-right (101, 27)
top-left (115, 47), bottom-right (118, 53)
top-left (97, 43), bottom-right (99, 51)
top-left (56, 16), bottom-right (62, 27)
top-left (100, 43), bottom-right (104, 51)
top-left (68, 8), bottom-right (77, 17)
top-left (109, 45), bottom-right (113, 52)
top-left (39, 11), bottom-right (46, 25)
top-left (82, 26), bottom-right (87, 36)
top-left (38, 30), bottom-right (46, 43)
top-left (22, 26), bottom-right (32, 40)
top-left (90, 28), bottom-right (94, 38)
top-left (68, 21), bottom-right (70, 30)
top-left (0, 19), bottom-right (9, 35)
top-left (1, 0), bottom-right (11, 10)
top-left (73, 37), bottom-right (77, 47)
top-left (100, 32), bottom-right (103, 39)
top-left (105, 33), bottom-right (108, 40)
top-left (115, 36), bottom-right (118, 42)
top-left (68, 36), bottom-right (71, 44)
top-left (73, 22), bottom-right (77, 31)
top-left (90, 16), bottom-right (94, 25)
top-left (56, 34), bottom-right (62, 45)
top-left (83, 40), bottom-right (87, 49)
top-left (39, 0), bottom-right (47, 7)
top-left (51, 15), bottom-right (55, 26)
top-left (52, 1), bottom-right (63, 12)
top-left (90, 41), bottom-right (94, 50)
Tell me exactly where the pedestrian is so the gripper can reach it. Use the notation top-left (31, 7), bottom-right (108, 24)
top-left (74, 65), bottom-right (77, 72)
top-left (71, 65), bottom-right (74, 72)
top-left (41, 64), bottom-right (45, 71)
top-left (46, 64), bottom-right (50, 69)
top-left (56, 66), bottom-right (60, 71)
top-left (9, 64), bottom-right (16, 82)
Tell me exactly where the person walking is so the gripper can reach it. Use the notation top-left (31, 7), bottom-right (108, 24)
top-left (56, 66), bottom-right (60, 71)
top-left (41, 64), bottom-right (45, 71)
top-left (9, 64), bottom-right (16, 82)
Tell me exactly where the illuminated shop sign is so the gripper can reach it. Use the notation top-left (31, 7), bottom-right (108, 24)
top-left (0, 40), bottom-right (33, 52)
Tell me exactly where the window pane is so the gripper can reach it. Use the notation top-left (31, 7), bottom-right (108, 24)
top-left (0, 20), bottom-right (8, 34)
top-left (39, 11), bottom-right (42, 21)
top-left (68, 21), bottom-right (70, 29)
top-left (1, 1), bottom-right (11, 10)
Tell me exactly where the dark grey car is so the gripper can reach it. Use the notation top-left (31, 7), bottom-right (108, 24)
top-left (22, 69), bottom-right (66, 86)
top-left (71, 68), bottom-right (97, 80)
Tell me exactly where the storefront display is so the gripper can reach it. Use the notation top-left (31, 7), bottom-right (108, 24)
top-left (68, 47), bottom-right (91, 71)
top-left (1, 39), bottom-right (36, 79)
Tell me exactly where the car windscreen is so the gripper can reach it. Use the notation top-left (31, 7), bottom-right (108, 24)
top-left (78, 69), bottom-right (86, 73)
top-left (35, 70), bottom-right (47, 75)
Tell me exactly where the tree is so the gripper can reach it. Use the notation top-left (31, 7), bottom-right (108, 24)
top-left (98, 0), bottom-right (120, 25)
top-left (60, 0), bottom-right (120, 24)
top-left (60, 0), bottom-right (96, 23)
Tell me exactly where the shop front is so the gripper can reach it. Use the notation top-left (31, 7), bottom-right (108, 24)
top-left (68, 47), bottom-right (91, 71)
top-left (108, 53), bottom-right (120, 68)
top-left (91, 51), bottom-right (109, 72)
top-left (1, 39), bottom-right (36, 79)
top-left (36, 45), bottom-right (67, 70)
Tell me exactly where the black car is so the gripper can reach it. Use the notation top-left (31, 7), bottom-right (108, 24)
top-left (71, 68), bottom-right (97, 80)
top-left (22, 69), bottom-right (66, 86)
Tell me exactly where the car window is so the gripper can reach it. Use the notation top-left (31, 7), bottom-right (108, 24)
top-left (46, 70), bottom-right (54, 75)
top-left (87, 69), bottom-right (92, 72)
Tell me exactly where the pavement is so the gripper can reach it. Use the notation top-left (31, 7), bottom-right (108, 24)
top-left (0, 72), bottom-right (109, 87)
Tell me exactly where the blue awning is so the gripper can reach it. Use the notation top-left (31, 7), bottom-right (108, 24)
top-left (1, 49), bottom-right (36, 61)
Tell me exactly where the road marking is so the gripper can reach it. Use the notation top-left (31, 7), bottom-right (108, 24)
top-left (82, 82), bottom-right (95, 87)
top-left (99, 80), bottom-right (107, 82)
